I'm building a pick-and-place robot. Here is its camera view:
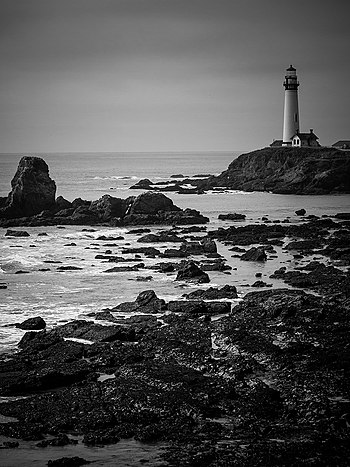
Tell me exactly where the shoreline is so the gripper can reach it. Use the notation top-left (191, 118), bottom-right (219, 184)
top-left (1, 209), bottom-right (350, 466)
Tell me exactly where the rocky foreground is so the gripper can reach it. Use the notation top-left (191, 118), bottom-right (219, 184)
top-left (1, 155), bottom-right (350, 465)
top-left (1, 210), bottom-right (350, 465)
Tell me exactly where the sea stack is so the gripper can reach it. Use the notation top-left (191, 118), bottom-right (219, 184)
top-left (0, 156), bottom-right (56, 218)
top-left (282, 65), bottom-right (300, 146)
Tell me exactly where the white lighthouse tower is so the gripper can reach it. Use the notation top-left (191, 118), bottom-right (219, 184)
top-left (282, 65), bottom-right (300, 145)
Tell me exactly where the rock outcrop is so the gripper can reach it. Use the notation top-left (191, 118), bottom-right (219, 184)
top-left (202, 147), bottom-right (350, 194)
top-left (0, 158), bottom-right (209, 227)
top-left (0, 156), bottom-right (56, 218)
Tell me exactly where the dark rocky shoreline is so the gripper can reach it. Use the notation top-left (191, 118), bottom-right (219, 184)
top-left (1, 155), bottom-right (350, 465)
top-left (131, 147), bottom-right (350, 195)
top-left (1, 211), bottom-right (350, 465)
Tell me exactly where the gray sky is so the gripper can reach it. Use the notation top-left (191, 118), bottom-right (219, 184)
top-left (0, 0), bottom-right (348, 152)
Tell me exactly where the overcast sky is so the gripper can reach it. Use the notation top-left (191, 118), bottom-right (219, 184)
top-left (0, 0), bottom-right (348, 153)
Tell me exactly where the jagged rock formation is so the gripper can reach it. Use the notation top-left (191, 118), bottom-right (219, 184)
top-left (202, 147), bottom-right (350, 194)
top-left (0, 157), bottom-right (208, 227)
top-left (0, 156), bottom-right (56, 218)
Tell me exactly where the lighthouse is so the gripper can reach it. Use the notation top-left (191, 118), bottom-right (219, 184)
top-left (282, 65), bottom-right (300, 145)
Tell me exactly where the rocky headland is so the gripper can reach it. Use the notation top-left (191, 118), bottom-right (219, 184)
top-left (129, 147), bottom-right (350, 195)
top-left (202, 147), bottom-right (350, 194)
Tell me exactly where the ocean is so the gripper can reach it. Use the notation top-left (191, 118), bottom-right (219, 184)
top-left (1, 151), bottom-right (350, 354)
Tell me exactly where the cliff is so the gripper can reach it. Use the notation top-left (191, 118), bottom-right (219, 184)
top-left (203, 147), bottom-right (350, 194)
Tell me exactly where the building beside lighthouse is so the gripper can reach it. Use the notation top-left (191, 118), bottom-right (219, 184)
top-left (270, 65), bottom-right (320, 147)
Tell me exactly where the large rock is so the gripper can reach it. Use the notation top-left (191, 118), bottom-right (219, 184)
top-left (176, 261), bottom-right (210, 283)
top-left (128, 191), bottom-right (180, 215)
top-left (184, 285), bottom-right (238, 300)
top-left (0, 156), bottom-right (56, 218)
top-left (202, 147), bottom-right (350, 194)
top-left (16, 316), bottom-right (46, 330)
top-left (112, 290), bottom-right (167, 313)
top-left (240, 247), bottom-right (267, 261)
top-left (89, 195), bottom-right (134, 221)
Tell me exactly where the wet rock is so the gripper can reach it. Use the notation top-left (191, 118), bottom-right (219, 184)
top-left (16, 316), bottom-right (46, 330)
top-left (137, 232), bottom-right (183, 243)
top-left (240, 247), bottom-right (267, 261)
top-left (128, 191), bottom-right (180, 215)
top-left (37, 434), bottom-right (78, 448)
top-left (218, 213), bottom-right (246, 221)
top-left (57, 266), bottom-right (83, 271)
top-left (201, 259), bottom-right (231, 272)
top-left (0, 156), bottom-right (56, 219)
top-left (184, 284), bottom-right (238, 300)
top-left (55, 320), bottom-right (136, 343)
top-left (176, 261), bottom-right (210, 283)
top-left (167, 300), bottom-right (231, 316)
top-left (335, 212), bottom-right (350, 220)
top-left (162, 248), bottom-right (188, 258)
top-left (55, 196), bottom-right (72, 211)
top-left (112, 290), bottom-right (167, 314)
top-left (71, 198), bottom-right (90, 210)
top-left (129, 178), bottom-right (153, 189)
top-left (103, 264), bottom-right (144, 273)
top-left (167, 300), bottom-right (208, 314)
top-left (47, 457), bottom-right (91, 466)
top-left (5, 229), bottom-right (30, 237)
top-left (122, 247), bottom-right (161, 256)
top-left (285, 239), bottom-right (323, 250)
top-left (89, 194), bottom-right (133, 221)
top-left (251, 280), bottom-right (272, 287)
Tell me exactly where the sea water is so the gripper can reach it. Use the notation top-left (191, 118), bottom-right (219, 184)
top-left (1, 152), bottom-right (350, 354)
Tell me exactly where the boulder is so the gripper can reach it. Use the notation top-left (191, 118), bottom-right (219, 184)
top-left (168, 300), bottom-right (231, 315)
top-left (16, 316), bottom-right (46, 330)
top-left (176, 261), bottom-right (210, 283)
top-left (71, 198), bottom-right (91, 209)
top-left (55, 196), bottom-right (72, 211)
top-left (5, 229), bottom-right (30, 237)
top-left (130, 178), bottom-right (153, 189)
top-left (184, 285), bottom-right (238, 300)
top-left (218, 213), bottom-right (246, 221)
top-left (240, 247), bottom-right (267, 262)
top-left (47, 456), bottom-right (91, 466)
top-left (128, 191), bottom-right (180, 215)
top-left (295, 208), bottom-right (306, 216)
top-left (89, 195), bottom-right (134, 221)
top-left (55, 320), bottom-right (136, 342)
top-left (137, 232), bottom-right (183, 243)
top-left (0, 156), bottom-right (56, 218)
top-left (113, 290), bottom-right (167, 313)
